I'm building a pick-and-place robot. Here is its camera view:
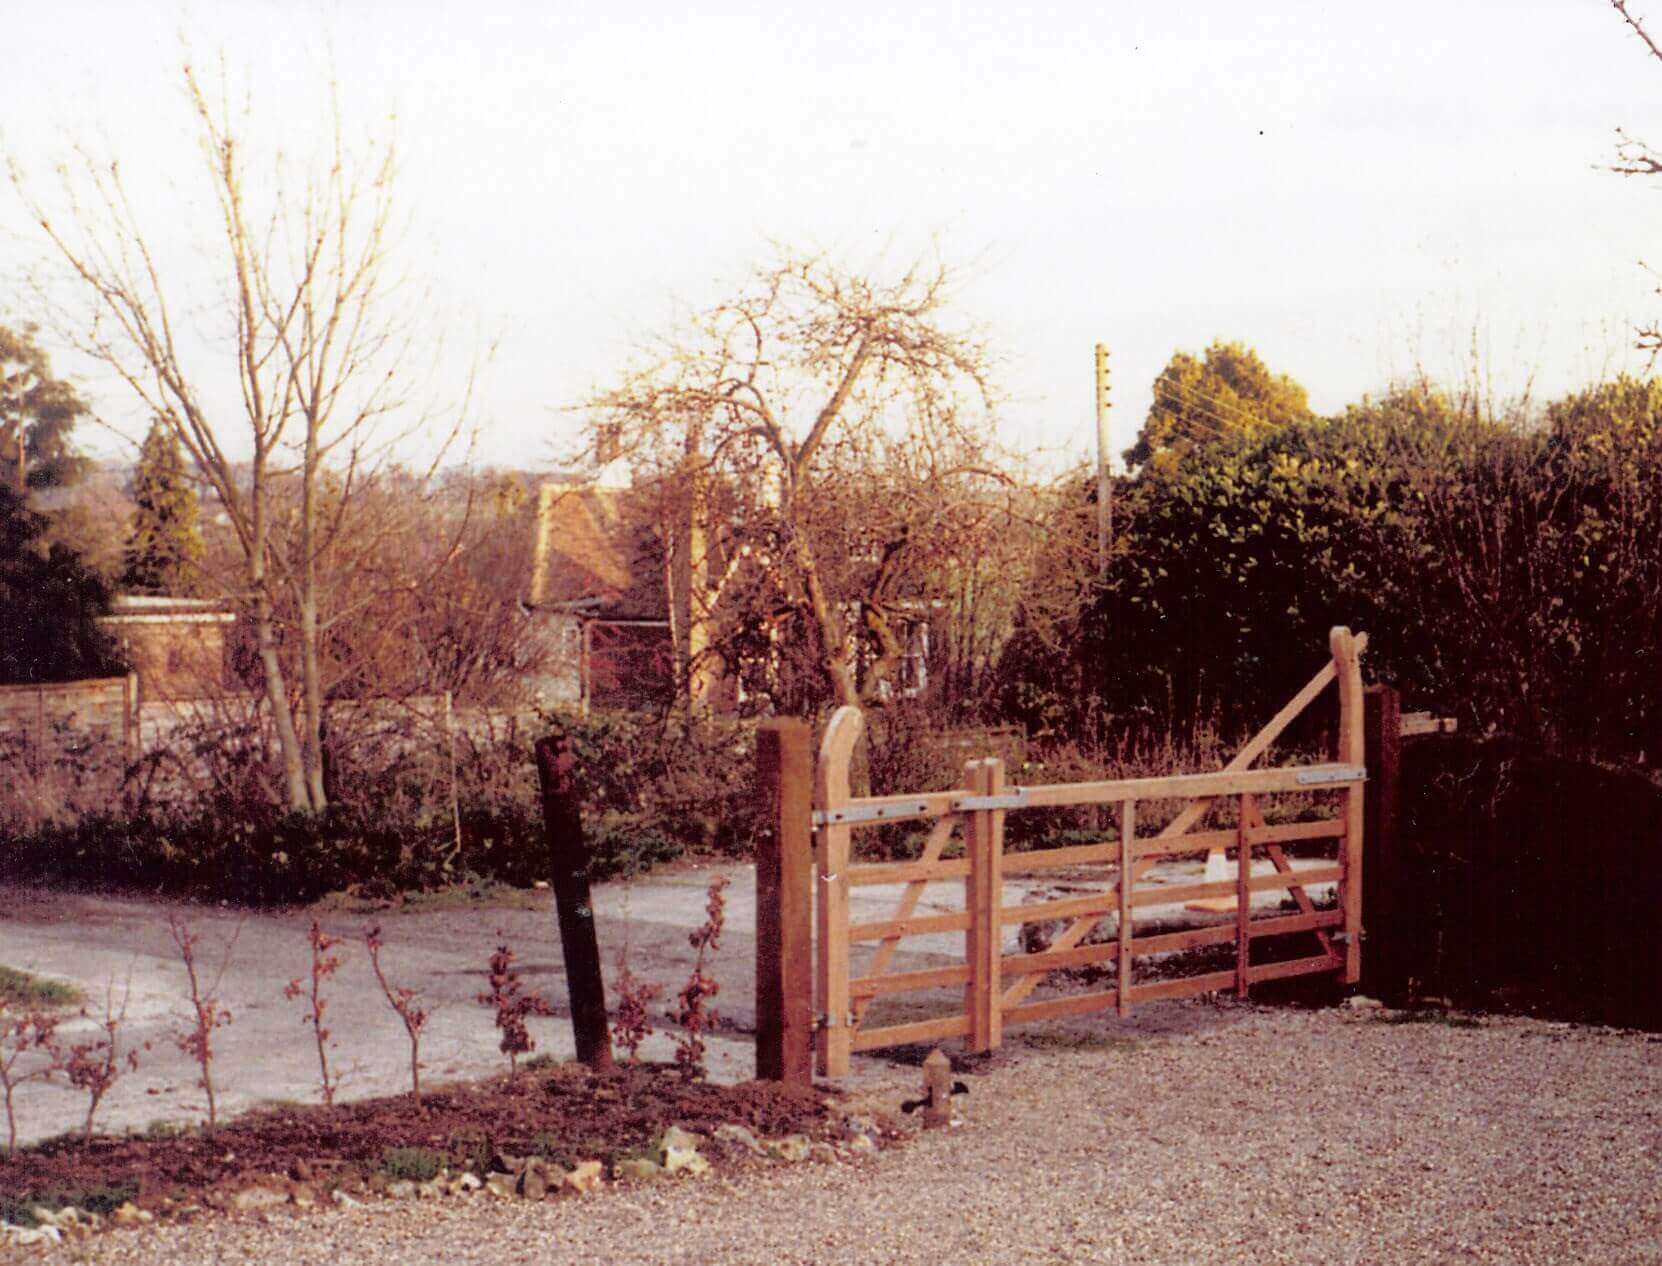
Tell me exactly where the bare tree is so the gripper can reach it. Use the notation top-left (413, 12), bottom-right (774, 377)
top-left (589, 249), bottom-right (1002, 711)
top-left (13, 60), bottom-right (474, 812)
top-left (1611, 1), bottom-right (1662, 351)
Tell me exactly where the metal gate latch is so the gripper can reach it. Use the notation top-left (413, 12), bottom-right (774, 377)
top-left (950, 788), bottom-right (1030, 812)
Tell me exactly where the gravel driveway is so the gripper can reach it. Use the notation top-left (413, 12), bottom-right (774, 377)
top-left (12, 1003), bottom-right (1658, 1265)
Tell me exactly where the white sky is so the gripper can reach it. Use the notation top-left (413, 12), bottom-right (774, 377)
top-left (4, 0), bottom-right (1662, 474)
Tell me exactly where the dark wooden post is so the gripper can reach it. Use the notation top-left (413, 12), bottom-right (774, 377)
top-left (1362, 685), bottom-right (1402, 995)
top-left (535, 733), bottom-right (614, 1070)
top-left (755, 719), bottom-right (814, 1083)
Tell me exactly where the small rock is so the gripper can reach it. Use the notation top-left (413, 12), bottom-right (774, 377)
top-left (447, 1172), bottom-right (483, 1196)
top-left (489, 1151), bottom-right (526, 1175)
top-left (517, 1161), bottom-right (550, 1201)
top-left (846, 1134), bottom-right (878, 1157)
top-left (713, 1123), bottom-right (765, 1156)
top-left (485, 1173), bottom-right (518, 1199)
top-left (764, 1135), bottom-right (811, 1163)
top-left (416, 1178), bottom-right (446, 1200)
top-left (386, 1180), bottom-right (417, 1200)
top-left (109, 1202), bottom-right (152, 1226)
top-left (843, 1115), bottom-right (881, 1142)
top-left (659, 1125), bottom-right (704, 1154)
top-left (1, 1223), bottom-right (61, 1247)
top-left (331, 1190), bottom-right (363, 1210)
top-left (1345, 995), bottom-right (1384, 1011)
top-left (615, 1157), bottom-right (667, 1182)
top-left (662, 1146), bottom-right (710, 1177)
top-left (562, 1160), bottom-right (604, 1195)
top-left (232, 1187), bottom-right (287, 1213)
top-left (290, 1185), bottom-right (317, 1210)
top-left (809, 1143), bottom-right (839, 1164)
top-left (29, 1207), bottom-right (60, 1228)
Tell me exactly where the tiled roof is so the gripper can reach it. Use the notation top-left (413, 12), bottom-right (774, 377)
top-left (530, 484), bottom-right (665, 620)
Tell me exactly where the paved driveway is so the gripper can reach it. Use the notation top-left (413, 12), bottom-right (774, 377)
top-left (0, 852), bottom-right (1323, 1145)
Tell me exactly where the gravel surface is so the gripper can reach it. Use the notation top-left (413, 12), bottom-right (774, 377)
top-left (9, 1002), bottom-right (1659, 1264)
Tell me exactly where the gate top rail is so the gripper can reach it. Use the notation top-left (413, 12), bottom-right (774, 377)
top-left (810, 761), bottom-right (1365, 828)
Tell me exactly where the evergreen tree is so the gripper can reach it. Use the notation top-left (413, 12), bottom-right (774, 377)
top-left (0, 324), bottom-right (88, 493)
top-left (1126, 340), bottom-right (1312, 473)
top-left (121, 420), bottom-right (204, 594)
top-left (0, 482), bottom-right (123, 683)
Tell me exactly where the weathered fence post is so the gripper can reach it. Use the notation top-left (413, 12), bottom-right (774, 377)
top-left (534, 733), bottom-right (615, 1071)
top-left (756, 719), bottom-right (814, 1084)
top-left (1362, 684), bottom-right (1403, 996)
top-left (921, 1047), bottom-right (954, 1129)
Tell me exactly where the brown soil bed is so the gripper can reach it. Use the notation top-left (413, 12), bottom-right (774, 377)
top-left (1, 1062), bottom-right (840, 1224)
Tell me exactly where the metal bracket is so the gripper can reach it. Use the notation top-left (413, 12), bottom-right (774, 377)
top-left (812, 801), bottom-right (933, 827)
top-left (1294, 765), bottom-right (1368, 786)
top-left (950, 788), bottom-right (1031, 813)
top-left (814, 1010), bottom-right (854, 1030)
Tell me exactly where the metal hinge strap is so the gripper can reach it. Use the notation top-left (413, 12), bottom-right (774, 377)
top-left (812, 801), bottom-right (934, 827)
top-left (1294, 765), bottom-right (1368, 786)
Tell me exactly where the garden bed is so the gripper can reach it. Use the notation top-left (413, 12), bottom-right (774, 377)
top-left (1, 1061), bottom-right (846, 1231)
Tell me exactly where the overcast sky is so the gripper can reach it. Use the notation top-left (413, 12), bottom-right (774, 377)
top-left (5, 0), bottom-right (1662, 473)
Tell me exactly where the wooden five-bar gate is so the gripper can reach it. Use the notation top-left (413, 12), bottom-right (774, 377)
top-left (754, 627), bottom-right (1368, 1081)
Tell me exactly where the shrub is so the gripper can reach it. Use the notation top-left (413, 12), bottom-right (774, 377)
top-left (380, 1146), bottom-right (444, 1182)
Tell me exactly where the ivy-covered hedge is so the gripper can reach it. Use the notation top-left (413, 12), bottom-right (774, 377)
top-left (1004, 378), bottom-right (1662, 771)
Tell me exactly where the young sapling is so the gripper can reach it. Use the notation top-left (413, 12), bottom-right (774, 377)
top-left (671, 874), bottom-right (728, 1079)
top-left (477, 940), bottom-right (555, 1075)
top-left (0, 1003), bottom-right (61, 1153)
top-left (285, 920), bottom-right (345, 1105)
top-left (365, 925), bottom-right (432, 1105)
top-left (166, 915), bottom-right (235, 1129)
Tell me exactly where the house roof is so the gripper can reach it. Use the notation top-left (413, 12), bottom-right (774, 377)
top-left (100, 595), bottom-right (237, 625)
top-left (528, 483), bottom-right (665, 620)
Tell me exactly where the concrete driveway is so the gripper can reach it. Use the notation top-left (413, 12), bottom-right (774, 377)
top-left (0, 852), bottom-right (1327, 1146)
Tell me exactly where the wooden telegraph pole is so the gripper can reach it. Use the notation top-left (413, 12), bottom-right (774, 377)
top-left (1095, 343), bottom-right (1113, 575)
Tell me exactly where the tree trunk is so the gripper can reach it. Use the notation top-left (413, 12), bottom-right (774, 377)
top-left (250, 544), bottom-right (310, 811)
top-left (298, 429), bottom-right (327, 812)
top-left (672, 432), bottom-right (722, 715)
top-left (791, 530), bottom-right (857, 708)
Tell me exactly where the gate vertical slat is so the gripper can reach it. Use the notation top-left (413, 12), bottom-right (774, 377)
top-left (1235, 792), bottom-right (1255, 998)
top-left (1116, 798), bottom-right (1135, 1017)
top-left (1331, 627), bottom-right (1366, 985)
top-left (965, 757), bottom-right (1006, 1052)
top-left (816, 707), bottom-right (862, 1078)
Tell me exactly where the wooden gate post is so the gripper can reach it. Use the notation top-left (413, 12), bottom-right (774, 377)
top-left (1330, 626), bottom-right (1366, 985)
top-left (534, 734), bottom-right (615, 1071)
top-left (816, 708), bottom-right (862, 1078)
top-left (1362, 685), bottom-right (1402, 995)
top-left (756, 719), bottom-right (813, 1084)
top-left (965, 757), bottom-right (1006, 1053)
